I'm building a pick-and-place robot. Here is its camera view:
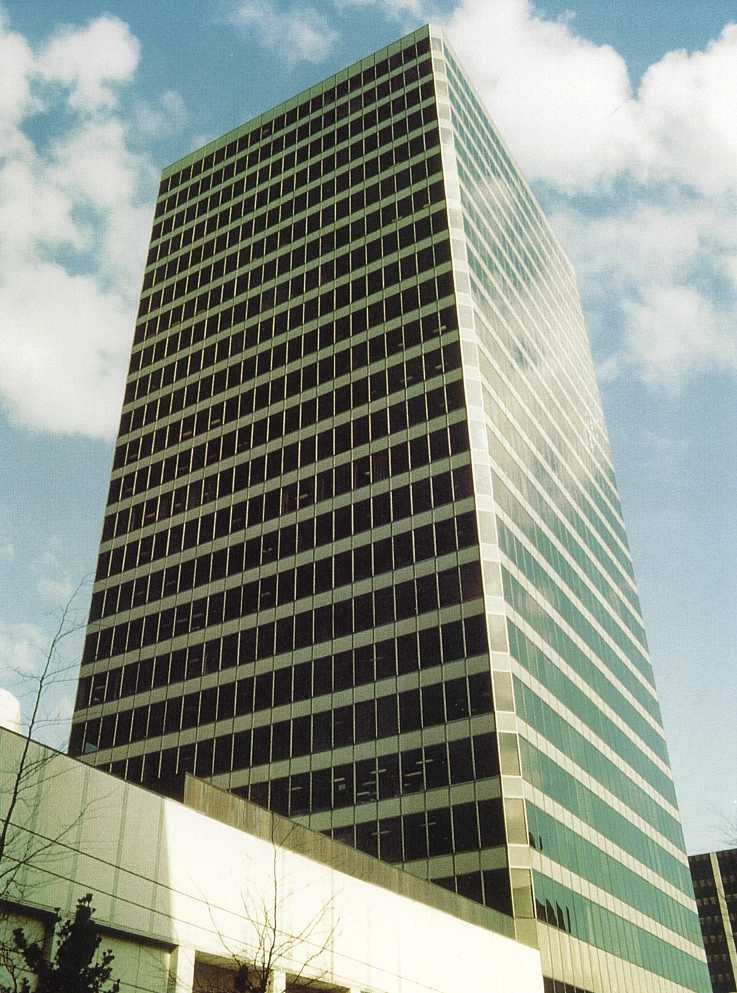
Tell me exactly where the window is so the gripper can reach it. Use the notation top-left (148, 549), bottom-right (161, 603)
top-left (333, 763), bottom-right (354, 807)
top-left (403, 812), bottom-right (427, 861)
top-left (452, 802), bottom-right (479, 852)
top-left (427, 809), bottom-right (452, 856)
top-left (401, 749), bottom-right (424, 793)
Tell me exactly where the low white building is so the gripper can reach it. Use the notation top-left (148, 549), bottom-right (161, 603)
top-left (0, 728), bottom-right (543, 993)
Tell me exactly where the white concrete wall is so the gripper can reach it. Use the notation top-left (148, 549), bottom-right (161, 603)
top-left (0, 731), bottom-right (543, 993)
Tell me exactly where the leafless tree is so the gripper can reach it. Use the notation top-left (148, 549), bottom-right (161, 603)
top-left (197, 819), bottom-right (337, 993)
top-left (0, 579), bottom-right (92, 903)
top-left (723, 812), bottom-right (737, 850)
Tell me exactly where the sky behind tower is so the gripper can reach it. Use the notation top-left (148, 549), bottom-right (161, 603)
top-left (0, 0), bottom-right (735, 853)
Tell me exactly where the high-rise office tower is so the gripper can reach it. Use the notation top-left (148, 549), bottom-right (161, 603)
top-left (69, 24), bottom-right (710, 993)
top-left (690, 850), bottom-right (737, 993)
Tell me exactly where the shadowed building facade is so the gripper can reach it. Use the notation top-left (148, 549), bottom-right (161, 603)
top-left (690, 850), bottom-right (737, 993)
top-left (69, 24), bottom-right (710, 993)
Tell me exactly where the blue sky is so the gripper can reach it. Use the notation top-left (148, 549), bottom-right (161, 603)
top-left (0, 0), bottom-right (735, 853)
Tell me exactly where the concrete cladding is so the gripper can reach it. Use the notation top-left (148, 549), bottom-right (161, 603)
top-left (0, 728), bottom-right (545, 993)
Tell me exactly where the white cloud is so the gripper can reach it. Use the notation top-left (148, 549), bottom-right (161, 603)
top-left (0, 12), bottom-right (178, 439)
top-left (231, 1), bottom-right (338, 64)
top-left (0, 261), bottom-right (133, 435)
top-left (46, 116), bottom-right (156, 294)
top-left (634, 25), bottom-right (737, 196)
top-left (445, 0), bottom-right (737, 198)
top-left (617, 284), bottom-right (736, 387)
top-left (333, 0), bottom-right (427, 18)
top-left (551, 200), bottom-right (737, 387)
top-left (0, 13), bottom-right (36, 149)
top-left (445, 0), bottom-right (638, 192)
top-left (438, 0), bottom-right (737, 386)
top-left (134, 89), bottom-right (188, 138)
top-left (37, 15), bottom-right (140, 114)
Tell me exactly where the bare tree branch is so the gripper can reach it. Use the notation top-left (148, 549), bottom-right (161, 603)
top-left (0, 577), bottom-right (90, 884)
top-left (199, 814), bottom-right (336, 993)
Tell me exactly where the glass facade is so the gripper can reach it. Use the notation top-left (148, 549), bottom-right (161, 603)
top-left (437, 32), bottom-right (710, 993)
top-left (69, 23), bottom-right (710, 993)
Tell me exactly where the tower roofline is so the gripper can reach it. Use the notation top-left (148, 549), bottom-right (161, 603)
top-left (162, 23), bottom-right (434, 180)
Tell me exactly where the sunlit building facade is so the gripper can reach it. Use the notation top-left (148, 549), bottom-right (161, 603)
top-left (70, 24), bottom-right (710, 993)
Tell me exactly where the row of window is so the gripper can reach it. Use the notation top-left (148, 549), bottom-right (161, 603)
top-left (102, 421), bottom-right (470, 566)
top-left (460, 89), bottom-right (625, 530)
top-left (77, 611), bottom-right (488, 711)
top-left (489, 409), bottom-right (636, 641)
top-left (451, 57), bottom-right (595, 446)
top-left (117, 735), bottom-right (497, 820)
top-left (150, 97), bottom-right (440, 262)
top-left (692, 859), bottom-right (737, 882)
top-left (89, 548), bottom-right (483, 662)
top-left (94, 501), bottom-right (478, 624)
top-left (140, 212), bottom-right (449, 386)
top-left (521, 738), bottom-right (691, 896)
top-left (146, 114), bottom-right (441, 285)
top-left (95, 532), bottom-right (477, 651)
top-left (470, 233), bottom-right (615, 520)
top-left (533, 871), bottom-right (709, 991)
top-left (154, 79), bottom-right (435, 250)
top-left (445, 51), bottom-right (567, 317)
top-left (126, 284), bottom-right (452, 425)
top-left (84, 559), bottom-right (484, 664)
top-left (528, 804), bottom-right (700, 946)
top-left (482, 340), bottom-right (628, 557)
top-left (151, 141), bottom-right (440, 306)
top-left (156, 81), bottom-right (435, 245)
top-left (433, 868), bottom-right (512, 916)
top-left (509, 623), bottom-right (675, 807)
top-left (104, 450), bottom-right (470, 569)
top-left (116, 330), bottom-right (459, 470)
top-left (134, 212), bottom-right (448, 388)
top-left (72, 665), bottom-right (492, 760)
top-left (145, 171), bottom-right (445, 331)
top-left (320, 798), bottom-right (505, 864)
top-left (133, 230), bottom-right (448, 405)
top-left (502, 521), bottom-right (649, 692)
top-left (483, 366), bottom-right (632, 591)
top-left (109, 400), bottom-right (465, 521)
top-left (476, 302), bottom-right (626, 555)
top-left (505, 565), bottom-right (662, 738)
top-left (160, 36), bottom-right (432, 197)
top-left (157, 89), bottom-right (438, 232)
top-left (493, 456), bottom-right (643, 646)
top-left (98, 470), bottom-right (472, 607)
top-left (471, 267), bottom-right (623, 587)
top-left (159, 74), bottom-right (434, 222)
top-left (709, 974), bottom-right (736, 993)
top-left (251, 732), bottom-right (500, 817)
top-left (518, 677), bottom-right (681, 848)
top-left (503, 525), bottom-right (652, 710)
top-left (111, 377), bottom-right (464, 518)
